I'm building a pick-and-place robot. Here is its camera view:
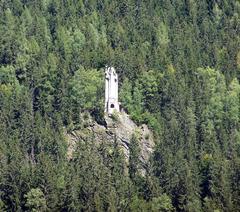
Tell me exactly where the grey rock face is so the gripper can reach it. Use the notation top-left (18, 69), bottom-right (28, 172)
top-left (65, 111), bottom-right (155, 174)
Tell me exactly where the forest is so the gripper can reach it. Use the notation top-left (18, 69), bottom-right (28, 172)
top-left (0, 0), bottom-right (240, 211)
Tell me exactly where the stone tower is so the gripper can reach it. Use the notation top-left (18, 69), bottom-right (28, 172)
top-left (105, 66), bottom-right (120, 114)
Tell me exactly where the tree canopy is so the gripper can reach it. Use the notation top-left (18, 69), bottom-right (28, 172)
top-left (0, 0), bottom-right (240, 211)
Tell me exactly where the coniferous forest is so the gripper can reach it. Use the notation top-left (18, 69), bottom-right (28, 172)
top-left (1, 0), bottom-right (240, 211)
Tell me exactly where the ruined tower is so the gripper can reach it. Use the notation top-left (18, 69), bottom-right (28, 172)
top-left (105, 66), bottom-right (120, 114)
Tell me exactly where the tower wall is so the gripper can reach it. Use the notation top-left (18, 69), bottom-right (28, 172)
top-left (105, 67), bottom-right (120, 114)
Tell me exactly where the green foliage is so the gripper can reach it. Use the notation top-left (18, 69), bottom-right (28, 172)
top-left (0, 1), bottom-right (240, 211)
top-left (0, 66), bottom-right (22, 96)
top-left (68, 67), bottom-right (104, 123)
top-left (24, 188), bottom-right (47, 212)
top-left (129, 196), bottom-right (150, 212)
top-left (119, 78), bottom-right (133, 112)
top-left (0, 199), bottom-right (5, 211)
top-left (129, 194), bottom-right (174, 212)
top-left (129, 134), bottom-right (141, 181)
top-left (110, 110), bottom-right (120, 122)
top-left (150, 194), bottom-right (174, 212)
top-left (69, 67), bottom-right (103, 110)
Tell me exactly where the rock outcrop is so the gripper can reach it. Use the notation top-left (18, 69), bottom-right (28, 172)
top-left (65, 111), bottom-right (155, 174)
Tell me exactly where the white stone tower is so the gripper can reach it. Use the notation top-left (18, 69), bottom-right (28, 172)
top-left (105, 66), bottom-right (120, 114)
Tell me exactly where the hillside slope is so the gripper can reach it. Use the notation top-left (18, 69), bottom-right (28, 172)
top-left (0, 0), bottom-right (240, 211)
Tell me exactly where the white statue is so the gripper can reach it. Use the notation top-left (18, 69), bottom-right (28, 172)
top-left (105, 66), bottom-right (120, 114)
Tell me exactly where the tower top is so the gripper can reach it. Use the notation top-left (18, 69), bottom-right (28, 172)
top-left (105, 66), bottom-right (117, 78)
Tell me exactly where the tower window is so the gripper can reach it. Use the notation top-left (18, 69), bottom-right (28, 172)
top-left (115, 79), bottom-right (117, 82)
top-left (110, 104), bottom-right (115, 108)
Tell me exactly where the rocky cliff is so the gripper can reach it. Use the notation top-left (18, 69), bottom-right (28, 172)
top-left (65, 111), bottom-right (155, 174)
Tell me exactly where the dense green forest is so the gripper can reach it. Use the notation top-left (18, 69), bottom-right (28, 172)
top-left (0, 0), bottom-right (240, 211)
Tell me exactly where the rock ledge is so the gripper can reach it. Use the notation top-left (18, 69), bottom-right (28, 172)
top-left (65, 111), bottom-right (155, 173)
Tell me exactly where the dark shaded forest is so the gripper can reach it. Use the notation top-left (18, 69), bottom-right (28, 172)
top-left (0, 0), bottom-right (240, 211)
